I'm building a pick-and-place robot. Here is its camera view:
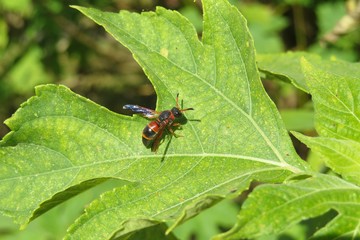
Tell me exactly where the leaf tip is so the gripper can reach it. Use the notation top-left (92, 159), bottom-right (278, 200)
top-left (69, 5), bottom-right (81, 10)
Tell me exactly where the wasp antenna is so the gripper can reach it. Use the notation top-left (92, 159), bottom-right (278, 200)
top-left (181, 107), bottom-right (194, 112)
top-left (176, 93), bottom-right (180, 108)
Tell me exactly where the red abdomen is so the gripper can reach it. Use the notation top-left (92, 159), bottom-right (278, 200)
top-left (142, 121), bottom-right (159, 148)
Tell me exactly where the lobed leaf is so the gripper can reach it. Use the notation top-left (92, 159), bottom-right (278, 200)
top-left (293, 58), bottom-right (360, 185)
top-left (219, 174), bottom-right (360, 239)
top-left (67, 0), bottom-right (309, 238)
top-left (0, 0), bottom-right (309, 239)
top-left (220, 47), bottom-right (360, 239)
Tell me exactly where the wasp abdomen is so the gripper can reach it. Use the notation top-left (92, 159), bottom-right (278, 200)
top-left (142, 121), bottom-right (159, 148)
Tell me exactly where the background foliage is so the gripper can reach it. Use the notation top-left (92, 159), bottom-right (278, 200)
top-left (0, 0), bottom-right (359, 239)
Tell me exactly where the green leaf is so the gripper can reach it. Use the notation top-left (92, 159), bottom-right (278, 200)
top-left (293, 134), bottom-right (360, 185)
top-left (257, 51), bottom-right (322, 93)
top-left (0, 85), bottom-right (135, 226)
top-left (291, 58), bottom-right (360, 185)
top-left (220, 55), bottom-right (360, 239)
top-left (218, 174), bottom-right (360, 239)
top-left (1, 0), bottom-right (308, 239)
top-left (300, 58), bottom-right (360, 140)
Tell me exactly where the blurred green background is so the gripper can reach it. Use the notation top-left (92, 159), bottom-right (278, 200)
top-left (0, 0), bottom-right (359, 239)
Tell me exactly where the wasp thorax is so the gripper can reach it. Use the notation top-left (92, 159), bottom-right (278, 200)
top-left (158, 110), bottom-right (171, 121)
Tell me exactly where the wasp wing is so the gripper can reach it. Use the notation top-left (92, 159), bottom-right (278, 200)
top-left (150, 127), bottom-right (165, 152)
top-left (123, 105), bottom-right (159, 119)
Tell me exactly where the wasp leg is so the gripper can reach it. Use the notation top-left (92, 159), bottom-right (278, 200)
top-left (167, 125), bottom-right (183, 138)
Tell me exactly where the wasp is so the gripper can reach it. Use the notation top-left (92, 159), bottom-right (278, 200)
top-left (123, 94), bottom-right (194, 152)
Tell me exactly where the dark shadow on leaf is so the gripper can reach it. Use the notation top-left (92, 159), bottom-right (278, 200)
top-left (161, 135), bottom-right (173, 162)
top-left (30, 178), bottom-right (126, 222)
top-left (285, 173), bottom-right (312, 182)
top-left (262, 210), bottom-right (339, 240)
top-left (304, 209), bottom-right (338, 239)
top-left (112, 222), bottom-right (178, 240)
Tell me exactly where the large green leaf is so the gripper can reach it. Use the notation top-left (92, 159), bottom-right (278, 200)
top-left (0, 0), bottom-right (307, 239)
top-left (223, 56), bottom-right (360, 239)
top-left (294, 58), bottom-right (360, 185)
top-left (218, 174), bottom-right (360, 239)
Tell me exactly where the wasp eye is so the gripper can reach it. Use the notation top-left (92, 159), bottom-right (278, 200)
top-left (171, 107), bottom-right (182, 117)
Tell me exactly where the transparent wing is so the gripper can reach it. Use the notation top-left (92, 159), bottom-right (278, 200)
top-left (123, 105), bottom-right (159, 119)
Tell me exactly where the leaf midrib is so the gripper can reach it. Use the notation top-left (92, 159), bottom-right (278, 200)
top-left (1, 145), bottom-right (301, 183)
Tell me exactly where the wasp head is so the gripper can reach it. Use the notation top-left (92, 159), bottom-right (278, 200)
top-left (171, 107), bottom-right (183, 118)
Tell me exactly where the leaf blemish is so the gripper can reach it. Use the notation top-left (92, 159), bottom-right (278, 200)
top-left (160, 48), bottom-right (169, 58)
